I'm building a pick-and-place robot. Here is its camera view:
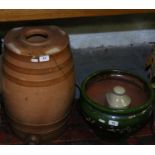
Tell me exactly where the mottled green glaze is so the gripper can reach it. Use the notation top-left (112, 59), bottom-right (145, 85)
top-left (80, 70), bottom-right (155, 134)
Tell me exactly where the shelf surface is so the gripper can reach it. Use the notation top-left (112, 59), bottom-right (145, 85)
top-left (0, 9), bottom-right (155, 22)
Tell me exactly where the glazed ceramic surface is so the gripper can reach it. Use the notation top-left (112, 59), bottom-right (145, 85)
top-left (2, 26), bottom-right (75, 143)
top-left (80, 70), bottom-right (154, 135)
top-left (106, 86), bottom-right (131, 109)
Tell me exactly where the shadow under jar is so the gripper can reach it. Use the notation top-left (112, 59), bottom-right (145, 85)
top-left (80, 70), bottom-right (154, 137)
top-left (2, 26), bottom-right (75, 144)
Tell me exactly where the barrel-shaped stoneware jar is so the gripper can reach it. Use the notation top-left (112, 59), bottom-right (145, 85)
top-left (80, 70), bottom-right (154, 136)
top-left (2, 26), bottom-right (75, 143)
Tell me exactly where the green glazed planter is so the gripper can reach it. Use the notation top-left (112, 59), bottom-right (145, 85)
top-left (80, 70), bottom-right (155, 135)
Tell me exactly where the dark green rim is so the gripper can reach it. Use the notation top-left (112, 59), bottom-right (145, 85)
top-left (81, 69), bottom-right (155, 115)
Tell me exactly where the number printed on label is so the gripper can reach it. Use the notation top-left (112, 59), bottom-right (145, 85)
top-left (108, 120), bottom-right (119, 126)
top-left (39, 55), bottom-right (50, 62)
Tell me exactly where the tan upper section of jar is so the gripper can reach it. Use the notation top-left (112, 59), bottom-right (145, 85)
top-left (4, 26), bottom-right (69, 57)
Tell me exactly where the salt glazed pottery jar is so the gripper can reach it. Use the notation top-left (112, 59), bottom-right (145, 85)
top-left (2, 26), bottom-right (75, 144)
top-left (80, 70), bottom-right (154, 136)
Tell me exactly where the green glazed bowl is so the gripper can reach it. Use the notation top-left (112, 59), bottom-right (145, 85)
top-left (80, 70), bottom-right (155, 135)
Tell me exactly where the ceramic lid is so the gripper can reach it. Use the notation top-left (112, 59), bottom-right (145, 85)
top-left (106, 86), bottom-right (131, 109)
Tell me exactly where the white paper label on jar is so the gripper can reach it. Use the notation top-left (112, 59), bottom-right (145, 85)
top-left (31, 58), bottom-right (39, 63)
top-left (98, 118), bottom-right (105, 123)
top-left (39, 55), bottom-right (50, 62)
top-left (108, 120), bottom-right (119, 126)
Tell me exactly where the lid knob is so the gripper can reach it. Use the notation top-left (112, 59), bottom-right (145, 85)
top-left (113, 86), bottom-right (125, 95)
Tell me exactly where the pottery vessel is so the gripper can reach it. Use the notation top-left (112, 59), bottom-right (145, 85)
top-left (2, 26), bottom-right (75, 143)
top-left (80, 70), bottom-right (154, 135)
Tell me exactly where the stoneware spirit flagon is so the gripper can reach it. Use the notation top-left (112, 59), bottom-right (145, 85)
top-left (2, 26), bottom-right (75, 144)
